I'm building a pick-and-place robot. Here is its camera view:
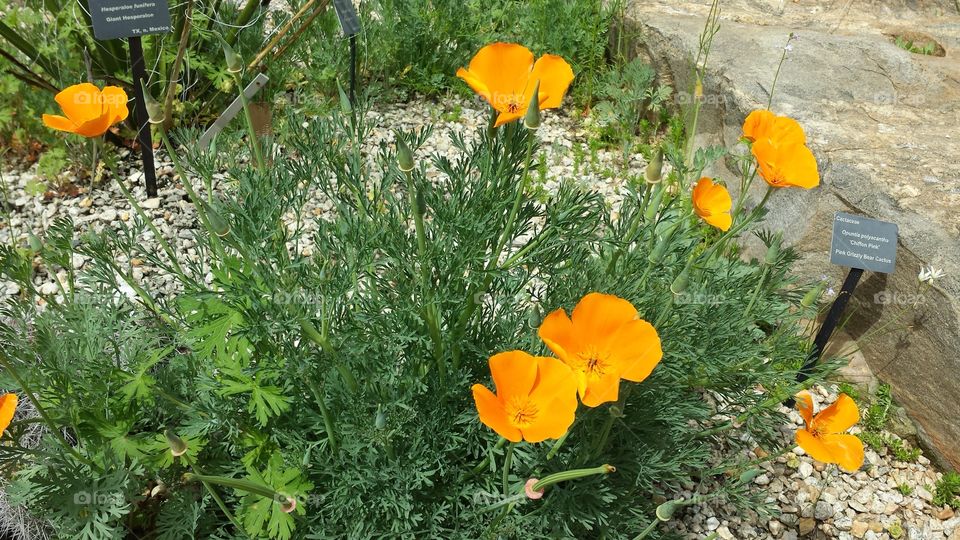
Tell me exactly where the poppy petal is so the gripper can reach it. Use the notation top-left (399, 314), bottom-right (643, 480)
top-left (527, 54), bottom-right (574, 110)
top-left (570, 292), bottom-right (638, 347)
top-left (742, 109), bottom-right (775, 142)
top-left (42, 114), bottom-right (78, 134)
top-left (794, 391), bottom-right (814, 428)
top-left (55, 83), bottom-right (102, 125)
top-left (702, 212), bottom-right (732, 231)
top-left (581, 371), bottom-right (621, 407)
top-left (815, 393), bottom-right (860, 434)
top-left (493, 110), bottom-right (524, 128)
top-left (460, 42), bottom-right (534, 113)
top-left (777, 143), bottom-right (820, 189)
top-left (608, 319), bottom-right (662, 383)
top-left (538, 308), bottom-right (578, 364)
top-left (456, 68), bottom-right (494, 108)
top-left (488, 350), bottom-right (539, 402)
top-left (73, 114), bottom-right (113, 138)
top-left (523, 357), bottom-right (578, 442)
top-left (472, 384), bottom-right (521, 442)
top-left (821, 433), bottom-right (865, 472)
top-left (101, 86), bottom-right (129, 124)
top-left (703, 183), bottom-right (732, 213)
top-left (795, 428), bottom-right (836, 465)
top-left (0, 393), bottom-right (17, 436)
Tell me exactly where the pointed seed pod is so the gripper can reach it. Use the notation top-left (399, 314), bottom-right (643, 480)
top-left (219, 37), bottom-right (242, 74)
top-left (523, 81), bottom-right (541, 130)
top-left (397, 136), bottom-right (415, 172)
top-left (165, 429), bottom-right (188, 457)
top-left (644, 148), bottom-right (663, 184)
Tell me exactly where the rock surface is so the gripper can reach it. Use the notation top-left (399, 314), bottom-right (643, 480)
top-left (621, 0), bottom-right (960, 470)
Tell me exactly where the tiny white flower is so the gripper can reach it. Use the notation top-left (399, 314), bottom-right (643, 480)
top-left (825, 287), bottom-right (836, 298)
top-left (785, 44), bottom-right (794, 52)
top-left (918, 265), bottom-right (944, 284)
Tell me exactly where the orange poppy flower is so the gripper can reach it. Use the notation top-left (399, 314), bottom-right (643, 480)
top-left (472, 351), bottom-right (578, 443)
top-left (692, 177), bottom-right (732, 231)
top-left (751, 139), bottom-right (820, 189)
top-left (794, 391), bottom-right (864, 472)
top-left (42, 83), bottom-right (129, 138)
top-left (742, 109), bottom-right (806, 146)
top-left (0, 393), bottom-right (17, 437)
top-left (538, 293), bottom-right (662, 407)
top-left (456, 42), bottom-right (574, 128)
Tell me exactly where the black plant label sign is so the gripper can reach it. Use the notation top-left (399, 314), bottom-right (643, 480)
top-left (88, 0), bottom-right (172, 40)
top-left (830, 211), bottom-right (898, 274)
top-left (333, 0), bottom-right (361, 37)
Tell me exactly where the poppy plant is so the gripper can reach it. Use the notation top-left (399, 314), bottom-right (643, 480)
top-left (456, 42), bottom-right (574, 128)
top-left (0, 393), bottom-right (17, 437)
top-left (538, 293), bottom-right (662, 407)
top-left (794, 391), bottom-right (864, 472)
top-left (42, 83), bottom-right (129, 138)
top-left (692, 177), bottom-right (732, 231)
top-left (472, 351), bottom-right (578, 443)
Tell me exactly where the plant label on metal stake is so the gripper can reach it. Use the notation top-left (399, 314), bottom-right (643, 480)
top-left (792, 212), bottom-right (899, 401)
top-left (88, 0), bottom-right (171, 198)
top-left (198, 73), bottom-right (270, 150)
top-left (332, 0), bottom-right (361, 37)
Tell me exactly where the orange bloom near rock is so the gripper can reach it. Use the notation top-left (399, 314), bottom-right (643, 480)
top-left (794, 391), bottom-right (864, 472)
top-left (0, 393), bottom-right (18, 437)
top-left (472, 351), bottom-right (578, 443)
top-left (538, 293), bottom-right (662, 407)
top-left (42, 83), bottom-right (129, 138)
top-left (742, 109), bottom-right (819, 189)
top-left (692, 177), bottom-right (733, 231)
top-left (456, 42), bottom-right (574, 128)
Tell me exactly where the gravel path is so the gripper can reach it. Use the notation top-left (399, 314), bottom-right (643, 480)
top-left (1, 97), bottom-right (957, 539)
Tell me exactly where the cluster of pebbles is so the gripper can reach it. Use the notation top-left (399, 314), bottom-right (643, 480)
top-left (0, 98), bottom-right (957, 539)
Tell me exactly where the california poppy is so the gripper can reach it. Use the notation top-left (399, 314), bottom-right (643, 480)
top-left (0, 393), bottom-right (17, 437)
top-left (456, 42), bottom-right (574, 128)
top-left (742, 109), bottom-right (819, 189)
top-left (794, 391), bottom-right (864, 472)
top-left (472, 351), bottom-right (578, 442)
top-left (692, 177), bottom-right (732, 231)
top-left (751, 139), bottom-right (820, 189)
top-left (42, 83), bottom-right (129, 138)
top-left (538, 293), bottom-right (662, 407)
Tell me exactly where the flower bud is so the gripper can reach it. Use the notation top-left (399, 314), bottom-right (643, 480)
top-left (764, 235), bottom-right (782, 265)
top-left (375, 405), bottom-right (387, 429)
top-left (523, 81), bottom-right (541, 130)
top-left (644, 148), bottom-right (663, 184)
top-left (643, 184), bottom-right (666, 223)
top-left (738, 468), bottom-right (763, 484)
top-left (337, 81), bottom-right (352, 115)
top-left (656, 499), bottom-right (682, 521)
top-left (140, 81), bottom-right (164, 125)
top-left (800, 283), bottom-right (825, 308)
top-left (27, 232), bottom-right (42, 253)
top-left (397, 136), bottom-right (415, 172)
top-left (670, 266), bottom-right (690, 295)
top-left (415, 189), bottom-right (426, 214)
top-left (165, 429), bottom-right (188, 457)
top-left (219, 37), bottom-right (242, 74)
top-left (199, 200), bottom-right (230, 237)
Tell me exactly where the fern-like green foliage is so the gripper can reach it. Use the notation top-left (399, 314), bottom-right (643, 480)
top-left (0, 96), bottom-right (835, 539)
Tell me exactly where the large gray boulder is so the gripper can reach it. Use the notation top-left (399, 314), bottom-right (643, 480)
top-left (620, 0), bottom-right (960, 469)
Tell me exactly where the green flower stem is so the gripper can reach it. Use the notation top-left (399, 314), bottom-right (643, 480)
top-left (114, 178), bottom-right (194, 288)
top-left (767, 36), bottom-right (791, 110)
top-left (530, 464), bottom-right (616, 492)
top-left (0, 352), bottom-right (98, 470)
top-left (232, 72), bottom-right (266, 170)
top-left (742, 264), bottom-right (770, 319)
top-left (468, 437), bottom-right (507, 477)
top-left (502, 442), bottom-right (514, 497)
top-left (402, 169), bottom-right (445, 384)
top-left (102, 255), bottom-right (178, 328)
top-left (694, 381), bottom-right (809, 439)
top-left (546, 428), bottom-right (573, 460)
top-left (305, 378), bottom-right (338, 453)
top-left (298, 319), bottom-right (358, 393)
top-left (452, 131), bottom-right (536, 371)
top-left (189, 467), bottom-right (252, 539)
top-left (701, 185), bottom-right (774, 262)
top-left (184, 472), bottom-right (288, 502)
top-left (632, 519), bottom-right (659, 540)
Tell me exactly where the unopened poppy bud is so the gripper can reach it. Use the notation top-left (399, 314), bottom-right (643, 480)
top-left (643, 184), bottom-right (666, 223)
top-left (738, 468), bottom-right (763, 484)
top-left (765, 236), bottom-right (781, 265)
top-left (27, 232), bottom-right (42, 253)
top-left (219, 37), bottom-right (242, 74)
top-left (523, 81), bottom-right (541, 130)
top-left (397, 137), bottom-right (415, 172)
top-left (199, 200), bottom-right (230, 237)
top-left (644, 148), bottom-right (663, 184)
top-left (140, 81), bottom-right (164, 124)
top-left (337, 81), bottom-right (352, 114)
top-left (375, 405), bottom-right (387, 429)
top-left (165, 429), bottom-right (188, 457)
top-left (655, 499), bottom-right (682, 521)
top-left (670, 267), bottom-right (690, 295)
top-left (800, 283), bottom-right (825, 307)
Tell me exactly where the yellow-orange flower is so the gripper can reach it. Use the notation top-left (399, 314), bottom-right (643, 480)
top-left (742, 109), bottom-right (819, 189)
top-left (472, 351), bottom-right (578, 443)
top-left (692, 177), bottom-right (732, 231)
top-left (538, 293), bottom-right (662, 407)
top-left (42, 83), bottom-right (129, 138)
top-left (794, 391), bottom-right (864, 472)
top-left (0, 393), bottom-right (17, 437)
top-left (456, 42), bottom-right (574, 128)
